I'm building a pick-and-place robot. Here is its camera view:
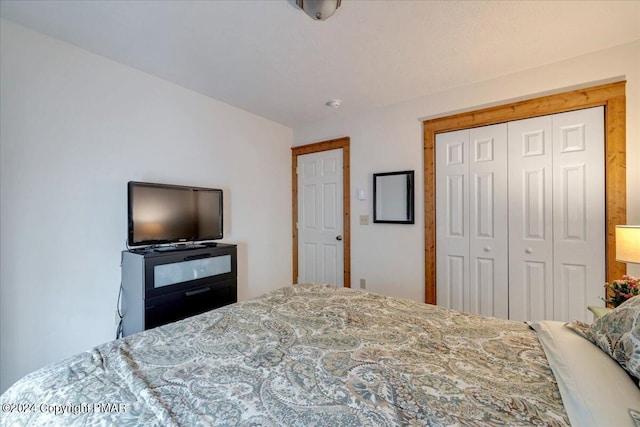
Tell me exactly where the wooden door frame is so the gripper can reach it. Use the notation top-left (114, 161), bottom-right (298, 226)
top-left (424, 81), bottom-right (626, 304)
top-left (292, 137), bottom-right (351, 287)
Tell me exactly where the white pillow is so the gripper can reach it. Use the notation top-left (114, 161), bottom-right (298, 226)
top-left (529, 320), bottom-right (640, 427)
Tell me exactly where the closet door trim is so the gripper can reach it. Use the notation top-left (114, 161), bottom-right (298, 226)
top-left (424, 81), bottom-right (626, 304)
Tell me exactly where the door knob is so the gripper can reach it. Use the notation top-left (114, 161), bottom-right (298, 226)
top-left (336, 235), bottom-right (343, 241)
top-left (525, 247), bottom-right (533, 254)
top-left (483, 246), bottom-right (492, 252)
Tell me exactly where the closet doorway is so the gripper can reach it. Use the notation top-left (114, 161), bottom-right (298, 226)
top-left (423, 81), bottom-right (627, 306)
top-left (436, 107), bottom-right (605, 322)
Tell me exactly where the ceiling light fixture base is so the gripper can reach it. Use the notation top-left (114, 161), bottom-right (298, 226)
top-left (295, 0), bottom-right (342, 21)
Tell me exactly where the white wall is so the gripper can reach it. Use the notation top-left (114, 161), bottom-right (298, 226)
top-left (295, 40), bottom-right (640, 303)
top-left (0, 20), bottom-right (293, 393)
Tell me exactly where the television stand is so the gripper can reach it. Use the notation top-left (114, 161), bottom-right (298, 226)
top-left (121, 243), bottom-right (237, 336)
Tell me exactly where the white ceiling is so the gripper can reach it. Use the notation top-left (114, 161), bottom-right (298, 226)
top-left (1, 0), bottom-right (639, 129)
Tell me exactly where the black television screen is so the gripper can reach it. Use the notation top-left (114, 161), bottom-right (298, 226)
top-left (128, 181), bottom-right (223, 247)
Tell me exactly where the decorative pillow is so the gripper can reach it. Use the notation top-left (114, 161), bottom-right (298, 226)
top-left (585, 295), bottom-right (640, 381)
top-left (565, 320), bottom-right (590, 338)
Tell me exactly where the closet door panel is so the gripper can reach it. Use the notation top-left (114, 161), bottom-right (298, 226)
top-left (524, 261), bottom-right (549, 321)
top-left (552, 107), bottom-right (605, 322)
top-left (469, 124), bottom-right (508, 318)
top-left (508, 116), bottom-right (554, 321)
top-left (436, 130), bottom-right (469, 312)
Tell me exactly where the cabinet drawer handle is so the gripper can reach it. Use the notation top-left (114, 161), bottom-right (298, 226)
top-left (184, 253), bottom-right (210, 261)
top-left (185, 287), bottom-right (211, 297)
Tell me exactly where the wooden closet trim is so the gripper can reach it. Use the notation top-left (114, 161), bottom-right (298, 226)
top-left (292, 137), bottom-right (351, 287)
top-left (423, 81), bottom-right (626, 304)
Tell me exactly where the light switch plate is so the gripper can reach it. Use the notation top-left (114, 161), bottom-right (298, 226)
top-left (359, 215), bottom-right (369, 225)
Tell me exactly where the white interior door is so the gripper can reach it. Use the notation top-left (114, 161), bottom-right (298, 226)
top-left (509, 107), bottom-right (605, 322)
top-left (551, 107), bottom-right (605, 322)
top-left (508, 116), bottom-right (554, 322)
top-left (437, 107), bottom-right (604, 322)
top-left (468, 124), bottom-right (509, 318)
top-left (436, 125), bottom-right (508, 317)
top-left (297, 149), bottom-right (344, 286)
top-left (436, 130), bottom-right (469, 312)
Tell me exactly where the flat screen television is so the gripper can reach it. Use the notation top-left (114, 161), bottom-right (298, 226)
top-left (128, 181), bottom-right (223, 247)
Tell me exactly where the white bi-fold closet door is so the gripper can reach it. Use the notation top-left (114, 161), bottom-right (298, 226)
top-left (435, 124), bottom-right (510, 318)
top-left (436, 107), bottom-right (605, 323)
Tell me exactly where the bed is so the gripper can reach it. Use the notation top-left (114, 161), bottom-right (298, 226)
top-left (2, 284), bottom-right (639, 426)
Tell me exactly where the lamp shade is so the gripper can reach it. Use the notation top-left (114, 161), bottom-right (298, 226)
top-left (616, 225), bottom-right (640, 263)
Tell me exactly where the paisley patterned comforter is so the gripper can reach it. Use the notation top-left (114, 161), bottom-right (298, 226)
top-left (1, 284), bottom-right (569, 426)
